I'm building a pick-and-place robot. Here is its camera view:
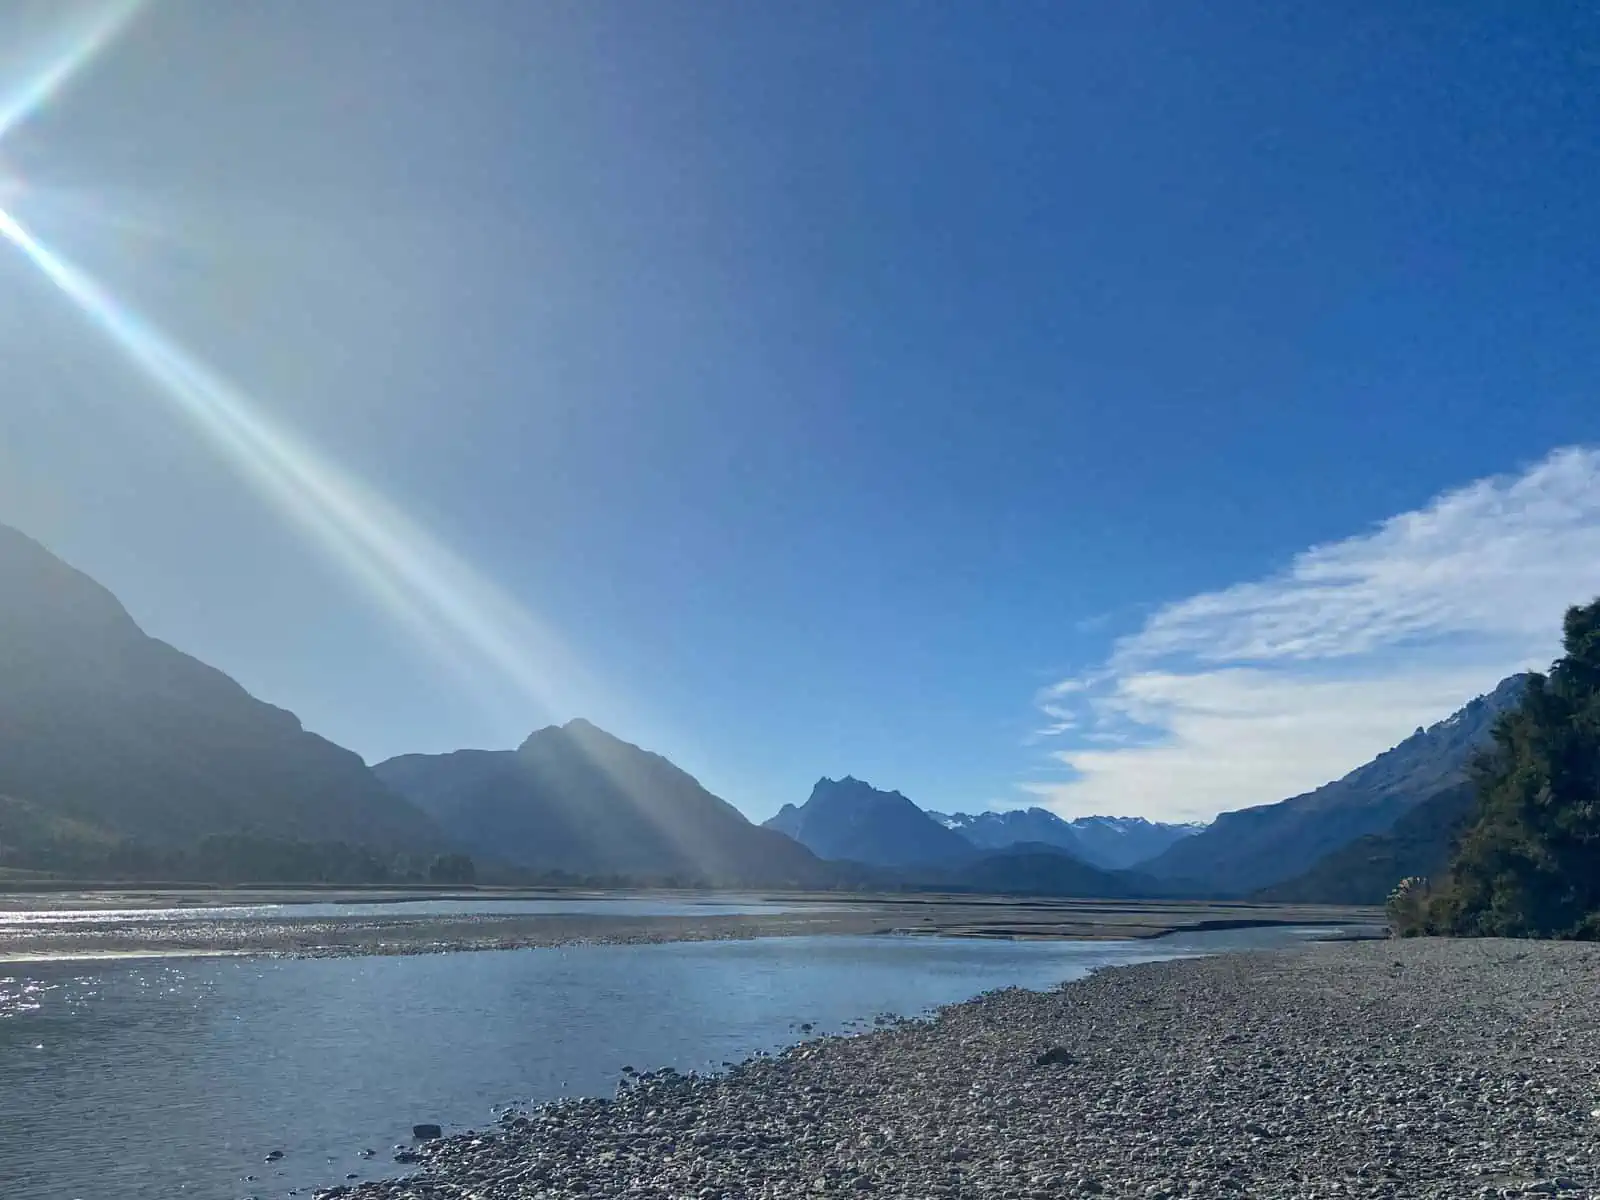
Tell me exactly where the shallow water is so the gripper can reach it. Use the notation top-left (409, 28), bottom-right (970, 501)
top-left (0, 925), bottom-right (1348, 1200)
top-left (0, 894), bottom-right (824, 930)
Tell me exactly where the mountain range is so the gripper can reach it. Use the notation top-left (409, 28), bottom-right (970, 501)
top-left (0, 521), bottom-right (1533, 901)
top-left (930, 809), bottom-right (1204, 869)
top-left (760, 678), bottom-right (1526, 901)
top-left (376, 722), bottom-right (829, 886)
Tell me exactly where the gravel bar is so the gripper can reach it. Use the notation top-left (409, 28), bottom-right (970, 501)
top-left (329, 939), bottom-right (1600, 1200)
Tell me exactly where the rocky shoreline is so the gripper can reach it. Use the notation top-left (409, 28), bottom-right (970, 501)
top-left (328, 939), bottom-right (1600, 1200)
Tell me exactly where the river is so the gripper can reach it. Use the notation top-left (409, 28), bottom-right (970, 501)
top-left (0, 906), bottom-right (1353, 1200)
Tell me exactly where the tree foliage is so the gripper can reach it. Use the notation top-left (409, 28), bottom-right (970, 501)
top-left (427, 852), bottom-right (478, 884)
top-left (1386, 876), bottom-right (1432, 937)
top-left (1421, 597), bottom-right (1600, 939)
top-left (0, 824), bottom-right (479, 887)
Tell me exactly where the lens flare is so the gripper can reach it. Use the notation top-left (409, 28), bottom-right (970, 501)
top-left (0, 0), bottom-right (143, 143)
top-left (0, 1), bottom-right (728, 879)
top-left (0, 0), bottom-right (598, 727)
top-left (0, 203), bottom-right (596, 719)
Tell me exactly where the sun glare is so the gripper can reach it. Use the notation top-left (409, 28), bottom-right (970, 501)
top-left (0, 2), bottom-right (595, 730)
top-left (0, 1), bottom-right (727, 874)
top-left (0, 0), bottom-right (142, 144)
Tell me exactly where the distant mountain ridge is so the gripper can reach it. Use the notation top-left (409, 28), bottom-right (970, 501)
top-left (0, 522), bottom-right (1534, 902)
top-left (1257, 780), bottom-right (1478, 905)
top-left (1140, 674), bottom-right (1529, 894)
top-left (765, 777), bottom-right (973, 867)
top-left (930, 809), bottom-right (1205, 869)
top-left (929, 808), bottom-right (1087, 857)
top-left (1065, 814), bottom-right (1210, 868)
top-left (0, 523), bottom-right (441, 857)
top-left (377, 720), bottom-right (830, 885)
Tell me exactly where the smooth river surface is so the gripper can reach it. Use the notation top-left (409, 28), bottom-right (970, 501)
top-left (0, 925), bottom-right (1342, 1200)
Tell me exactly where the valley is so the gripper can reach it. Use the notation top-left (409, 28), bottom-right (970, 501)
top-left (1, 4), bottom-right (1596, 1197)
top-left (0, 525), bottom-right (1529, 911)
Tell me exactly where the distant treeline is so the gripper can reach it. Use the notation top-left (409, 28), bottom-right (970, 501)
top-left (0, 831), bottom-right (481, 886)
top-left (0, 828), bottom-right (854, 890)
top-left (0, 829), bottom-right (779, 889)
top-left (1390, 596), bottom-right (1600, 940)
top-left (0, 825), bottom-right (1136, 894)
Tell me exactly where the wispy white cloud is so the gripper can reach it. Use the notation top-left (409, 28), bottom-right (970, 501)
top-left (1029, 447), bottom-right (1600, 823)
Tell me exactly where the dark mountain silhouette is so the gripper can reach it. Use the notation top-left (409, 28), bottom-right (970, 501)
top-left (0, 524), bottom-right (441, 854)
top-left (1141, 674), bottom-right (1529, 894)
top-left (763, 776), bottom-right (973, 867)
top-left (1255, 780), bottom-right (1476, 905)
top-left (930, 808), bottom-right (1205, 869)
top-left (932, 842), bottom-right (1142, 898)
top-left (376, 720), bottom-right (830, 885)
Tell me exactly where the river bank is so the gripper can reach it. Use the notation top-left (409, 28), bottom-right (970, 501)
top-left (0, 892), bottom-right (1371, 959)
top-left (334, 938), bottom-right (1600, 1200)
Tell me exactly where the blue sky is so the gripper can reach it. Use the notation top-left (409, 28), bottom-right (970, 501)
top-left (1, 1), bottom-right (1598, 822)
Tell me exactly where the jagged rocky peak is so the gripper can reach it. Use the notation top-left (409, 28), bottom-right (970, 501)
top-left (761, 776), bottom-right (973, 867)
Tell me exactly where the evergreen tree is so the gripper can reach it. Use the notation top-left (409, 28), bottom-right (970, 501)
top-left (1430, 597), bottom-right (1600, 938)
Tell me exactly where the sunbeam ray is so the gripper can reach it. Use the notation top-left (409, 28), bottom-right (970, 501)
top-left (0, 0), bottom-right (143, 143)
top-left (0, 4), bottom-right (731, 881)
top-left (0, 203), bottom-right (596, 722)
top-left (0, 203), bottom-right (732, 876)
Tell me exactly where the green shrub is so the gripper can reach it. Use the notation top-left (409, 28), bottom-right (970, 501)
top-left (1386, 875), bottom-right (1433, 937)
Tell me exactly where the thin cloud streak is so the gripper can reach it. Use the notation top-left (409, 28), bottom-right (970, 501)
top-left (1030, 447), bottom-right (1600, 823)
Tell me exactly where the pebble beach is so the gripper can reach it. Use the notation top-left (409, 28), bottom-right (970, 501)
top-left (331, 938), bottom-right (1600, 1200)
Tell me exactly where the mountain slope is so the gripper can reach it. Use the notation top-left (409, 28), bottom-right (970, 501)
top-left (763, 777), bottom-right (973, 867)
top-left (1256, 780), bottom-right (1477, 905)
top-left (1142, 675), bottom-right (1528, 894)
top-left (0, 524), bottom-right (440, 852)
top-left (933, 843), bottom-right (1141, 898)
top-left (1064, 815), bottom-right (1208, 869)
top-left (370, 748), bottom-right (516, 828)
top-left (376, 720), bottom-right (828, 885)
